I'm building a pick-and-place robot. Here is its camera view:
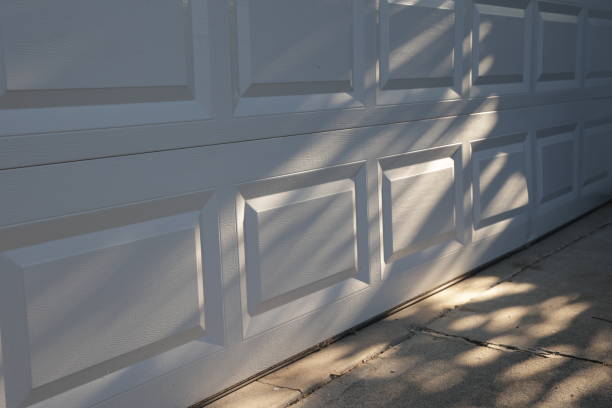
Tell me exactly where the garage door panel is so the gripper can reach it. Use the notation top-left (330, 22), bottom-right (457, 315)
top-left (471, 132), bottom-right (531, 241)
top-left (237, 163), bottom-right (371, 338)
top-left (380, 145), bottom-right (465, 277)
top-left (586, 10), bottom-right (612, 87)
top-left (18, 216), bottom-right (204, 388)
top-left (3, 0), bottom-right (189, 90)
top-left (470, 0), bottom-right (532, 96)
top-left (532, 122), bottom-right (582, 238)
top-left (535, 1), bottom-right (582, 91)
top-left (378, 0), bottom-right (463, 104)
top-left (232, 0), bottom-right (366, 116)
top-left (581, 119), bottom-right (612, 197)
top-left (0, 191), bottom-right (224, 408)
top-left (245, 192), bottom-right (357, 310)
top-left (536, 124), bottom-right (578, 208)
top-left (0, 0), bottom-right (212, 135)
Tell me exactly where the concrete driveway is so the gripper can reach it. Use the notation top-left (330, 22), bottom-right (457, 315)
top-left (208, 203), bottom-right (612, 408)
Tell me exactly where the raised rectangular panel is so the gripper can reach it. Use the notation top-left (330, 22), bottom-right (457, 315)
top-left (246, 191), bottom-right (356, 309)
top-left (471, 0), bottom-right (532, 96)
top-left (233, 0), bottom-right (365, 116)
top-left (238, 163), bottom-right (370, 337)
top-left (380, 145), bottom-right (464, 276)
top-left (0, 192), bottom-right (223, 407)
top-left (536, 125), bottom-right (578, 210)
top-left (3, 1), bottom-right (187, 91)
top-left (378, 0), bottom-right (463, 104)
top-left (582, 120), bottom-right (612, 196)
top-left (472, 133), bottom-right (530, 240)
top-left (383, 160), bottom-right (455, 259)
top-left (535, 1), bottom-right (582, 91)
top-left (0, 0), bottom-right (212, 135)
top-left (20, 216), bottom-right (202, 388)
top-left (585, 10), bottom-right (612, 87)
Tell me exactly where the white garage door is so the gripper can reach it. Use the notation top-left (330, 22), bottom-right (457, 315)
top-left (1, 0), bottom-right (612, 407)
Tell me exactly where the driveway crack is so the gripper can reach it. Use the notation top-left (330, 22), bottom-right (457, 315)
top-left (592, 316), bottom-right (612, 325)
top-left (257, 380), bottom-right (304, 396)
top-left (411, 326), bottom-right (611, 367)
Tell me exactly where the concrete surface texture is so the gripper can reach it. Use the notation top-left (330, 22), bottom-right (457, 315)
top-left (208, 203), bottom-right (612, 408)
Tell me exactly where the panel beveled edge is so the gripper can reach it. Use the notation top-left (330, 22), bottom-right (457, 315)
top-left (0, 189), bottom-right (224, 407)
top-left (378, 144), bottom-right (464, 272)
top-left (236, 162), bottom-right (370, 338)
top-left (0, 255), bottom-right (30, 408)
top-left (471, 132), bottom-right (529, 231)
top-left (0, 39), bottom-right (6, 98)
top-left (0, 87), bottom-right (194, 110)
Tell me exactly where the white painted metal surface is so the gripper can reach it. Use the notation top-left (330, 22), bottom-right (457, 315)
top-left (1, 0), bottom-right (611, 407)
